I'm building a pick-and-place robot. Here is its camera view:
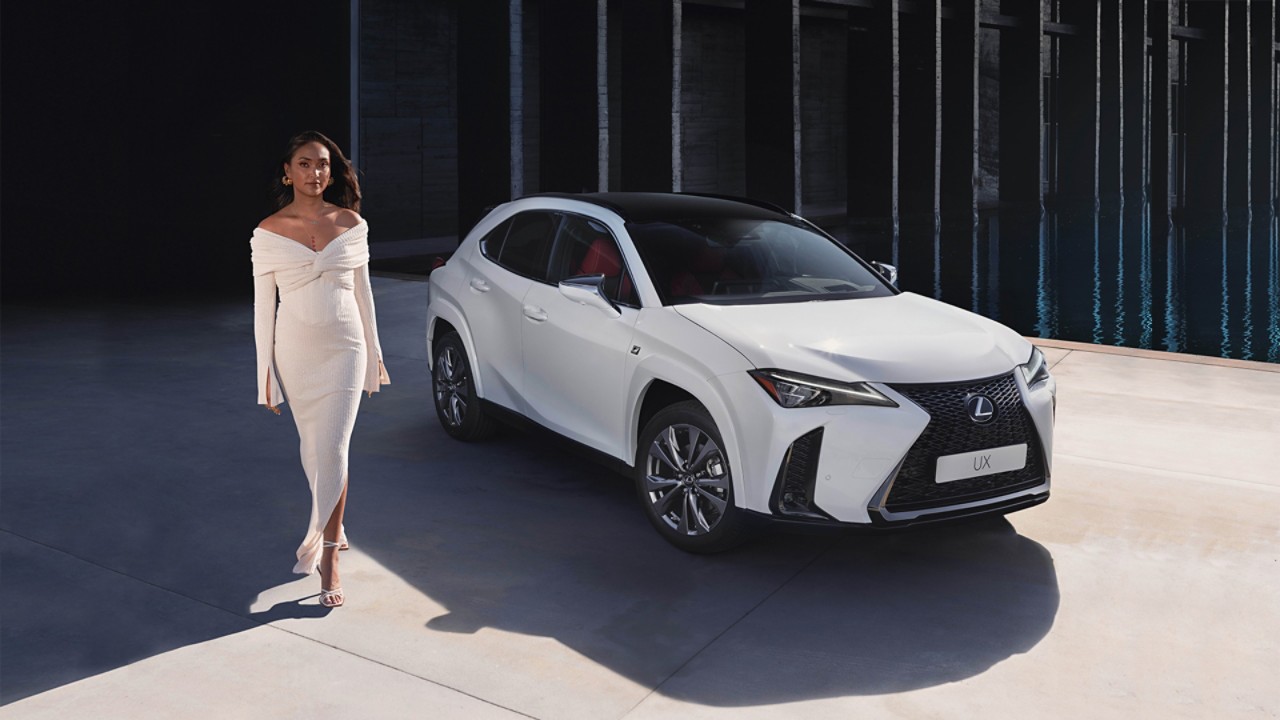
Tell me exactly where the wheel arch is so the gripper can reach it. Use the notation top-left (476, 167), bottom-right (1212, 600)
top-left (427, 302), bottom-right (486, 399)
top-left (628, 371), bottom-right (747, 507)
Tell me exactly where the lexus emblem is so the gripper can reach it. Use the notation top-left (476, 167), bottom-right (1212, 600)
top-left (965, 394), bottom-right (996, 424)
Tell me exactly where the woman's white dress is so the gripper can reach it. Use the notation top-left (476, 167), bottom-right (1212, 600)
top-left (251, 220), bottom-right (389, 574)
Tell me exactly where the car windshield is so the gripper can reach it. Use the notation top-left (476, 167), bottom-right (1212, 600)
top-left (625, 217), bottom-right (895, 306)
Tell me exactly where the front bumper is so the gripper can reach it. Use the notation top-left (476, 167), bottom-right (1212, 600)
top-left (723, 369), bottom-right (1055, 527)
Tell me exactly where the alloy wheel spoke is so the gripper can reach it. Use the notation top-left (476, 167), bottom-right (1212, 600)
top-left (694, 471), bottom-right (729, 491)
top-left (650, 438), bottom-right (683, 474)
top-left (694, 487), bottom-right (727, 515)
top-left (441, 350), bottom-right (456, 379)
top-left (688, 440), bottom-right (719, 474)
top-left (655, 486), bottom-right (683, 518)
top-left (645, 474), bottom-right (680, 494)
top-left (677, 491), bottom-right (693, 535)
top-left (662, 428), bottom-right (687, 472)
top-left (682, 427), bottom-right (703, 467)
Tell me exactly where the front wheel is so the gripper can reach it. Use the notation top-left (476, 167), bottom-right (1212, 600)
top-left (635, 401), bottom-right (750, 553)
top-left (432, 332), bottom-right (498, 441)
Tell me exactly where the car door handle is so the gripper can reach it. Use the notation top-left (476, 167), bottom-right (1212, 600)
top-left (469, 278), bottom-right (490, 293)
top-left (522, 304), bottom-right (548, 322)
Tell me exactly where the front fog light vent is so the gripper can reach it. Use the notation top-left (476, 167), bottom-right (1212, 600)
top-left (772, 428), bottom-right (831, 520)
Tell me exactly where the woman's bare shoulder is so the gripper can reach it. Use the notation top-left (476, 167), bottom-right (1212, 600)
top-left (257, 211), bottom-right (291, 233)
top-left (335, 208), bottom-right (364, 229)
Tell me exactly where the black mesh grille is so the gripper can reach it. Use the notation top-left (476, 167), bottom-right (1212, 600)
top-left (885, 373), bottom-right (1046, 512)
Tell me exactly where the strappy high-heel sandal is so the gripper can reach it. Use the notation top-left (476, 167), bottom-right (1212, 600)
top-left (319, 540), bottom-right (345, 608)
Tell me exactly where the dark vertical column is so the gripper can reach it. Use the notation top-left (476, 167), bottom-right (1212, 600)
top-left (998, 0), bottom-right (1041, 209)
top-left (939, 0), bottom-right (977, 310)
top-left (744, 0), bottom-right (799, 211)
top-left (1227, 1), bottom-right (1252, 214)
top-left (846, 1), bottom-right (896, 261)
top-left (620, 1), bottom-right (675, 191)
top-left (897, 0), bottom-right (940, 291)
top-left (844, 2), bottom-right (896, 262)
top-left (1056, 0), bottom-right (1100, 207)
top-left (997, 0), bottom-right (1042, 334)
top-left (1100, 0), bottom-right (1123, 206)
top-left (1179, 3), bottom-right (1227, 352)
top-left (1121, 0), bottom-right (1147, 208)
top-left (1184, 3), bottom-right (1227, 219)
top-left (1149, 1), bottom-right (1173, 230)
top-left (1225, 1), bottom-right (1252, 357)
top-left (1148, 0), bottom-right (1174, 346)
top-left (1251, 0), bottom-right (1277, 215)
top-left (539, 0), bottom-right (598, 192)
top-left (1097, 0), bottom-right (1123, 344)
top-left (458, 0), bottom-right (511, 233)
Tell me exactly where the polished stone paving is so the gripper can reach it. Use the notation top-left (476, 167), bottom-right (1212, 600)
top-left (2, 277), bottom-right (1277, 719)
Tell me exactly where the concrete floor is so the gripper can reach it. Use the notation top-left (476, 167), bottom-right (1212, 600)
top-left (2, 277), bottom-right (1278, 719)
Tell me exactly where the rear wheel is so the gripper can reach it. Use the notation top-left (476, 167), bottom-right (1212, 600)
top-left (635, 401), bottom-right (749, 553)
top-left (432, 332), bottom-right (498, 441)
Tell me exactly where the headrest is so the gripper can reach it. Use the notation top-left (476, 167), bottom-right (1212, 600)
top-left (579, 238), bottom-right (622, 276)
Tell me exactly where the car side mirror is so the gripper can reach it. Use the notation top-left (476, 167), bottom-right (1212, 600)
top-left (870, 261), bottom-right (898, 287)
top-left (559, 274), bottom-right (622, 318)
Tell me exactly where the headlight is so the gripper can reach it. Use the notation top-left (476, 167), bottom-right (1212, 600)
top-left (1020, 347), bottom-right (1051, 387)
top-left (749, 369), bottom-right (898, 408)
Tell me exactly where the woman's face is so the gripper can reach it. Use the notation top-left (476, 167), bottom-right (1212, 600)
top-left (284, 141), bottom-right (332, 199)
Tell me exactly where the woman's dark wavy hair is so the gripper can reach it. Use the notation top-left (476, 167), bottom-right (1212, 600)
top-left (270, 130), bottom-right (362, 212)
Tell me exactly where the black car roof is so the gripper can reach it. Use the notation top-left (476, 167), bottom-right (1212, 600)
top-left (526, 192), bottom-right (793, 223)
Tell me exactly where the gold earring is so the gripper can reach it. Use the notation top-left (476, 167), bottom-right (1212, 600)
top-left (326, 177), bottom-right (333, 187)
top-left (283, 176), bottom-right (292, 186)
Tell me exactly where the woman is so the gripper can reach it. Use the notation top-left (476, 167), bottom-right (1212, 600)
top-left (251, 130), bottom-right (390, 609)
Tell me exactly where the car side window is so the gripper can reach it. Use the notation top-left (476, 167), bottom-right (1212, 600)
top-left (496, 212), bottom-right (558, 280)
top-left (548, 214), bottom-right (640, 306)
top-left (478, 217), bottom-right (514, 260)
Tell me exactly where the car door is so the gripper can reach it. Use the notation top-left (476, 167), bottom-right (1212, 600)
top-left (466, 211), bottom-right (557, 413)
top-left (520, 213), bottom-right (641, 459)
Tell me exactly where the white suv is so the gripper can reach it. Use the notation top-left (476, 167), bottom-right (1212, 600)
top-left (426, 193), bottom-right (1055, 552)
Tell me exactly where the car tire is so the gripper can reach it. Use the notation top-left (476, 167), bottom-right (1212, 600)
top-left (432, 332), bottom-right (498, 441)
top-left (635, 401), bottom-right (750, 553)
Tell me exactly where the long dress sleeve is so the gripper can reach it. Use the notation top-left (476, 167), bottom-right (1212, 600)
top-left (254, 272), bottom-right (286, 407)
top-left (353, 263), bottom-right (391, 394)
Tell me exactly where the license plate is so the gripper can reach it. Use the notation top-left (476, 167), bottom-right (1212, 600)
top-left (935, 444), bottom-right (1027, 484)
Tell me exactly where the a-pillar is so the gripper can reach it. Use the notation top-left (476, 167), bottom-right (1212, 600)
top-left (744, 0), bottom-right (800, 212)
top-left (846, 1), bottom-right (896, 263)
top-left (620, 0), bottom-right (678, 191)
top-left (458, 0), bottom-right (512, 233)
top-left (540, 0), bottom-right (601, 192)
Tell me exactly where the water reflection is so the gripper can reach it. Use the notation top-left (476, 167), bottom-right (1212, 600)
top-left (832, 202), bottom-right (1279, 363)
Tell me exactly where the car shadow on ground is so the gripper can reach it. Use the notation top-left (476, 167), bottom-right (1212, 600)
top-left (0, 288), bottom-right (1058, 709)
top-left (356, 405), bottom-right (1058, 706)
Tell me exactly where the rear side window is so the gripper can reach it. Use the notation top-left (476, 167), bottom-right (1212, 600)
top-left (478, 218), bottom-right (514, 259)
top-left (492, 212), bottom-right (558, 281)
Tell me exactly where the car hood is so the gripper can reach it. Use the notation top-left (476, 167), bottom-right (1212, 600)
top-left (674, 292), bottom-right (1032, 384)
